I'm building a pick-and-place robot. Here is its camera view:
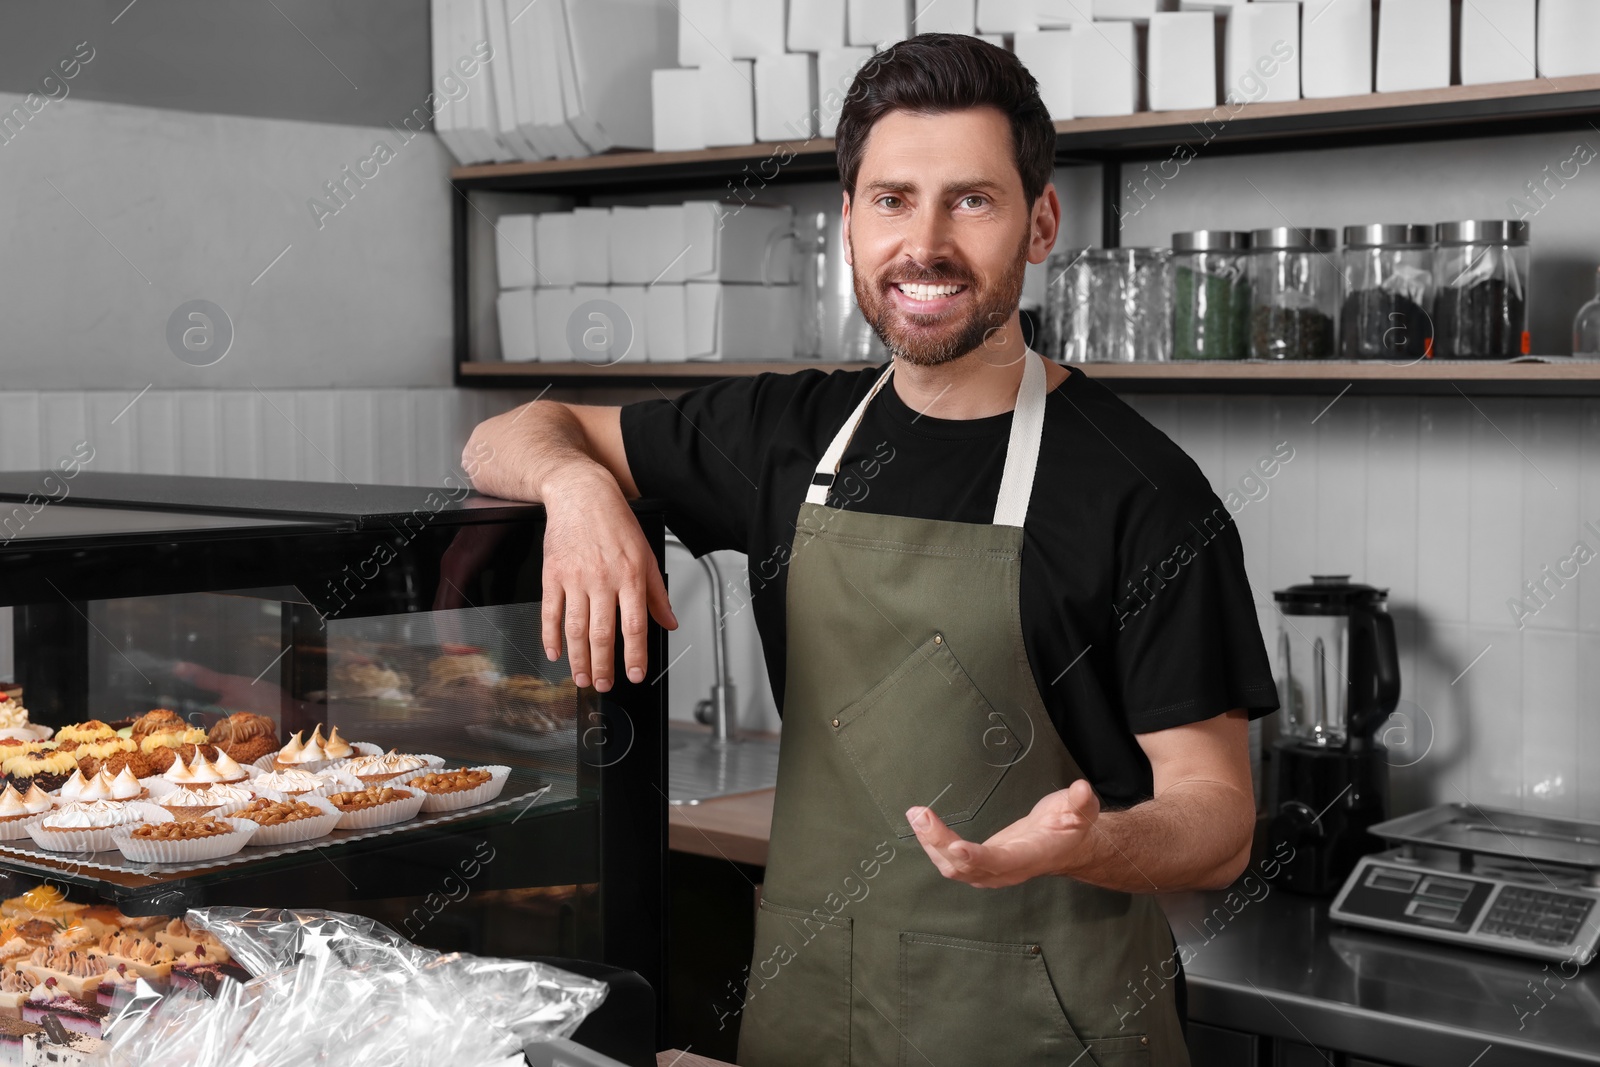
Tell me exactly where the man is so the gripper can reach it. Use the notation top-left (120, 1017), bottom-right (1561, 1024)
top-left (466, 34), bottom-right (1276, 1067)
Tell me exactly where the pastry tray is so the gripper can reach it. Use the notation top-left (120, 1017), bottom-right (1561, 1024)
top-left (1371, 802), bottom-right (1600, 871)
top-left (0, 779), bottom-right (556, 878)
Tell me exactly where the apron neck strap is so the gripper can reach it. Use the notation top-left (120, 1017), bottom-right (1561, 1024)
top-left (805, 351), bottom-right (1049, 528)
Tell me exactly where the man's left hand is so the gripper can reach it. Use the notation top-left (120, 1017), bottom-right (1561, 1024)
top-left (906, 778), bottom-right (1102, 889)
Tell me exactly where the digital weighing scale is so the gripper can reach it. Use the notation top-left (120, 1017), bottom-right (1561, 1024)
top-left (1329, 803), bottom-right (1600, 965)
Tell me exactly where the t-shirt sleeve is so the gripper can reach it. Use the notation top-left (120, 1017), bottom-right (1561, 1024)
top-left (618, 371), bottom-right (810, 557)
top-left (1110, 474), bottom-right (1280, 733)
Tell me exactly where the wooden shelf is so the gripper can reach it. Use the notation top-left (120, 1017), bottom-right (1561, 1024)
top-left (449, 75), bottom-right (1600, 193)
top-left (457, 358), bottom-right (1600, 396)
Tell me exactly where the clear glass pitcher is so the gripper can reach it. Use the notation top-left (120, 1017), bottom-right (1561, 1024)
top-left (1273, 575), bottom-right (1401, 748)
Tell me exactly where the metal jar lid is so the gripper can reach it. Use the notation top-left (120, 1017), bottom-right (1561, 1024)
top-left (1435, 219), bottom-right (1530, 245)
top-left (1171, 230), bottom-right (1249, 252)
top-left (1250, 227), bottom-right (1338, 253)
top-left (1274, 574), bottom-right (1390, 615)
top-left (1343, 224), bottom-right (1434, 249)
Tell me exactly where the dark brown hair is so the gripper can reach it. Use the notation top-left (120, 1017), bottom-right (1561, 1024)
top-left (834, 33), bottom-right (1056, 206)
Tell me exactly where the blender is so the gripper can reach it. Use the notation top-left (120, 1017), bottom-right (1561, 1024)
top-left (1269, 576), bottom-right (1402, 895)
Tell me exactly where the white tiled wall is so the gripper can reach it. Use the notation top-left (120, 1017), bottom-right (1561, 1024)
top-left (1129, 394), bottom-right (1600, 823)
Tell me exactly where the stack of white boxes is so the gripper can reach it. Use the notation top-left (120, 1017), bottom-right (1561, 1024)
top-left (495, 203), bottom-right (802, 362)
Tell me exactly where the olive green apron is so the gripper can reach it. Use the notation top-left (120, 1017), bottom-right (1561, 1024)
top-left (735, 352), bottom-right (1189, 1067)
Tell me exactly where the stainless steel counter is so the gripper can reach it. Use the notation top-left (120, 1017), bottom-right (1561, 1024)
top-left (1163, 888), bottom-right (1600, 1066)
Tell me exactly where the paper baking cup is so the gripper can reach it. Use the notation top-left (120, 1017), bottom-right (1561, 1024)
top-left (27, 802), bottom-right (168, 853)
top-left (415, 766), bottom-right (511, 813)
top-left (234, 792), bottom-right (340, 846)
top-left (111, 816), bottom-right (259, 864)
top-left (330, 786), bottom-right (426, 829)
top-left (0, 811), bottom-right (50, 842)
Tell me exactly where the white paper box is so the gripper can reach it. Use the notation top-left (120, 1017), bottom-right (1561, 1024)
top-left (757, 53), bottom-right (819, 141)
top-left (572, 207), bottom-right (611, 284)
top-left (686, 283), bottom-right (800, 360)
top-left (1301, 0), bottom-right (1372, 98)
top-left (644, 205), bottom-right (691, 283)
top-left (849, 0), bottom-right (909, 46)
top-left (818, 46), bottom-right (875, 136)
top-left (732, 0), bottom-right (789, 56)
top-left (608, 207), bottom-right (651, 285)
top-left (1072, 20), bottom-right (1140, 117)
top-left (533, 0), bottom-right (589, 157)
top-left (495, 214), bottom-right (537, 290)
top-left (789, 0), bottom-right (847, 51)
top-left (1539, 0), bottom-right (1600, 77)
top-left (1224, 2), bottom-right (1299, 103)
top-left (1460, 0), bottom-right (1534, 84)
top-left (606, 285), bottom-right (650, 362)
top-left (976, 0), bottom-right (1031, 33)
top-left (483, 0), bottom-right (539, 160)
top-left (1147, 12), bottom-right (1215, 110)
top-left (535, 287), bottom-right (576, 361)
top-left (1376, 0), bottom-right (1449, 92)
top-left (1094, 0), bottom-right (1158, 19)
top-left (678, 0), bottom-right (733, 67)
top-left (535, 212), bottom-right (577, 287)
top-left (1033, 1), bottom-right (1093, 28)
top-left (647, 285), bottom-right (689, 361)
top-left (682, 202), bottom-right (796, 283)
top-left (702, 59), bottom-right (757, 147)
top-left (562, 284), bottom-right (638, 364)
top-left (914, 0), bottom-right (975, 34)
top-left (1012, 32), bottom-right (1075, 120)
top-left (496, 289), bottom-right (538, 362)
top-left (430, 0), bottom-right (471, 163)
top-left (564, 0), bottom-right (677, 152)
top-left (1179, 0), bottom-right (1246, 9)
top-left (652, 68), bottom-right (705, 151)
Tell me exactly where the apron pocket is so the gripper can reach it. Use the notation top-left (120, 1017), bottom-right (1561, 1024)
top-left (737, 899), bottom-right (853, 1067)
top-left (834, 631), bottom-right (1023, 838)
top-left (898, 932), bottom-right (1096, 1067)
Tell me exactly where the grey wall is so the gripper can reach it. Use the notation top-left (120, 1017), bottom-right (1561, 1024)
top-left (0, 0), bottom-right (430, 128)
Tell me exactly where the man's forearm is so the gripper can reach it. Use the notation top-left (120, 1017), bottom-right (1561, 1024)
top-left (464, 401), bottom-right (611, 502)
top-left (1064, 780), bottom-right (1255, 894)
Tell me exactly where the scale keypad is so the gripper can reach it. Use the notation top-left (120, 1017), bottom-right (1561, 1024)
top-left (1479, 886), bottom-right (1594, 946)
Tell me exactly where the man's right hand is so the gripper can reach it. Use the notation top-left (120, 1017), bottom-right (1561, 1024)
top-left (541, 467), bottom-right (675, 691)
top-left (463, 400), bottom-right (677, 693)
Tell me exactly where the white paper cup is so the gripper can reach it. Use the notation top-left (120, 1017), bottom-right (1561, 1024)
top-left (329, 786), bottom-right (426, 829)
top-left (233, 793), bottom-right (341, 846)
top-left (27, 802), bottom-right (167, 853)
top-left (414, 766), bottom-right (512, 813)
top-left (0, 810), bottom-right (50, 842)
top-left (112, 816), bottom-right (259, 864)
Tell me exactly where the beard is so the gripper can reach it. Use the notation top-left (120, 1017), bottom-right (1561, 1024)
top-left (851, 230), bottom-right (1031, 367)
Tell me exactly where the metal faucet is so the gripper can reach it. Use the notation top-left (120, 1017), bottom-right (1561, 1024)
top-left (666, 537), bottom-right (738, 744)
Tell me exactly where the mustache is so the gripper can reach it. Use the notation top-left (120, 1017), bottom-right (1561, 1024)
top-left (880, 264), bottom-right (975, 286)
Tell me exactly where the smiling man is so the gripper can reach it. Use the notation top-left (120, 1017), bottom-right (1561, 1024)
top-left (465, 33), bottom-right (1277, 1067)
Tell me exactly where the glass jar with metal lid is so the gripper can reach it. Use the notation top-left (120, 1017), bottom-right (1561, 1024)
top-left (1248, 227), bottom-right (1339, 360)
top-left (1432, 219), bottom-right (1531, 359)
top-left (1171, 230), bottom-right (1250, 360)
top-left (1042, 247), bottom-right (1172, 362)
top-left (1340, 224), bottom-right (1435, 361)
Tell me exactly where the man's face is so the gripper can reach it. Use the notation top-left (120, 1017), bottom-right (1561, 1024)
top-left (843, 106), bottom-right (1057, 366)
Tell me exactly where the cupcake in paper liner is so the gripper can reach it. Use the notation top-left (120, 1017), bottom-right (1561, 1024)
top-left (264, 725), bottom-right (359, 775)
top-left (231, 792), bottom-right (341, 846)
top-left (339, 749), bottom-right (443, 788)
top-left (326, 784), bottom-right (426, 829)
top-left (27, 800), bottom-right (163, 853)
top-left (409, 766), bottom-right (512, 813)
top-left (157, 783), bottom-right (254, 822)
top-left (111, 814), bottom-right (258, 864)
top-left (0, 785), bottom-right (52, 842)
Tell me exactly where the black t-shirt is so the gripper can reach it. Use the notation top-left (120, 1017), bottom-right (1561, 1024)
top-left (620, 363), bottom-right (1279, 808)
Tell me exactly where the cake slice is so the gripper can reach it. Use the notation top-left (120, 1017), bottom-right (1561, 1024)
top-left (0, 971), bottom-right (36, 1019)
top-left (0, 1016), bottom-right (42, 1067)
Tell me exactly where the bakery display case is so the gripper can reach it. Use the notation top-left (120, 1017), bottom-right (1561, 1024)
top-left (0, 472), bottom-right (667, 1056)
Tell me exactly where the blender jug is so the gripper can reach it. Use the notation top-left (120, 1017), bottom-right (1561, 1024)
top-left (1269, 575), bottom-right (1402, 894)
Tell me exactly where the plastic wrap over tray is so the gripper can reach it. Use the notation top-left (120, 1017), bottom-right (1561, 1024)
top-left (92, 907), bottom-right (609, 1066)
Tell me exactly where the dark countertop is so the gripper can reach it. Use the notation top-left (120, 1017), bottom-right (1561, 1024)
top-left (1164, 888), bottom-right (1600, 1066)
